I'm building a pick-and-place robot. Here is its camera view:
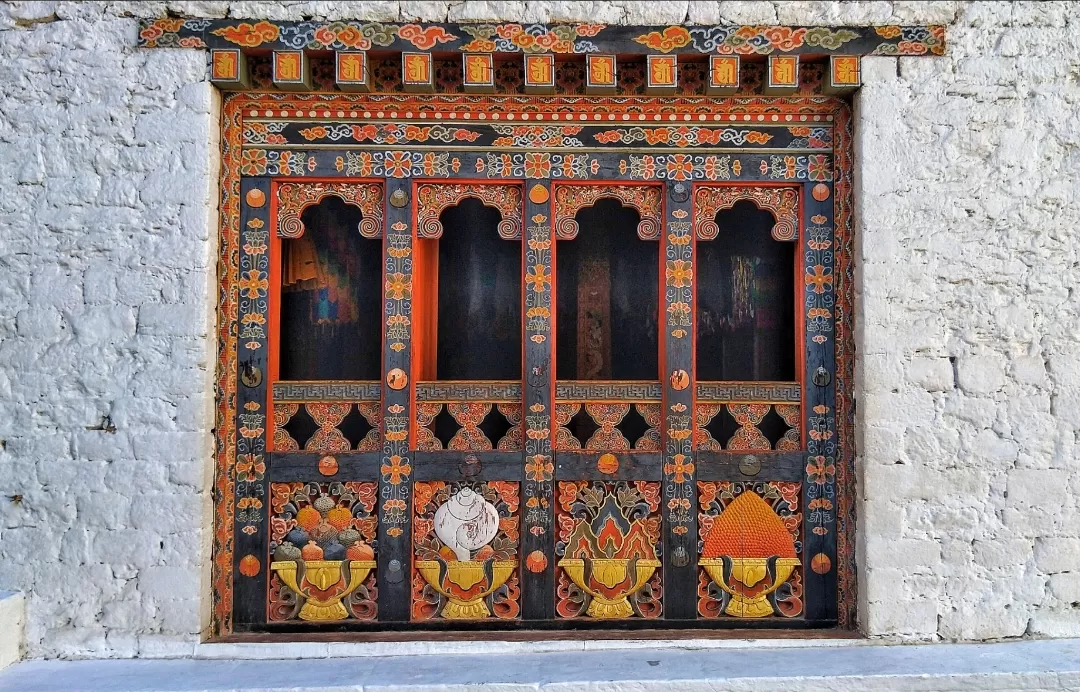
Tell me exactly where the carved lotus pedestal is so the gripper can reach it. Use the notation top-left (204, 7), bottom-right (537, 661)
top-left (698, 556), bottom-right (800, 618)
top-left (270, 559), bottom-right (376, 621)
top-left (558, 557), bottom-right (661, 619)
top-left (416, 558), bottom-right (516, 619)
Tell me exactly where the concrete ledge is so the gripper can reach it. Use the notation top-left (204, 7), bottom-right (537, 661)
top-left (192, 636), bottom-right (869, 660)
top-left (3, 638), bottom-right (1080, 691)
top-left (0, 592), bottom-right (24, 672)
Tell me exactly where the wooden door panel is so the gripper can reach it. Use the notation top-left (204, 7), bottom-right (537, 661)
top-left (237, 103), bottom-right (849, 632)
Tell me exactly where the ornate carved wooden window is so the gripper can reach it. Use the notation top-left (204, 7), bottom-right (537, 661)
top-left (156, 14), bottom-right (948, 638)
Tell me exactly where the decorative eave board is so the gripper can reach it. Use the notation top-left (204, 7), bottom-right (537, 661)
top-left (139, 19), bottom-right (944, 58)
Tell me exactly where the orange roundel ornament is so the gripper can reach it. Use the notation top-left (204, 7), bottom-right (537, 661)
top-left (669, 369), bottom-right (689, 391)
top-left (811, 552), bottom-right (832, 574)
top-left (386, 367), bottom-right (408, 390)
top-left (529, 184), bottom-right (549, 204)
top-left (596, 453), bottom-right (619, 475)
top-left (526, 550), bottom-right (548, 573)
top-left (239, 554), bottom-right (261, 577)
top-left (812, 183), bottom-right (830, 201)
top-left (245, 188), bottom-right (266, 207)
top-left (318, 455), bottom-right (338, 476)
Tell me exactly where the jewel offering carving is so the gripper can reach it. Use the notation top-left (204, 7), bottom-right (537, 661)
top-left (268, 482), bottom-right (378, 621)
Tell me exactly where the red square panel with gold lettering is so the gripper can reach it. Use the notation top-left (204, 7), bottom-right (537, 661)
top-left (586, 54), bottom-right (617, 94)
top-left (402, 52), bottom-right (434, 92)
top-left (707, 55), bottom-right (740, 95)
top-left (463, 53), bottom-right (495, 93)
top-left (825, 55), bottom-right (861, 94)
top-left (210, 49), bottom-right (250, 90)
top-left (273, 50), bottom-right (311, 91)
top-left (764, 55), bottom-right (799, 95)
top-left (524, 54), bottom-right (555, 94)
top-left (646, 55), bottom-right (678, 94)
top-left (335, 51), bottom-right (370, 92)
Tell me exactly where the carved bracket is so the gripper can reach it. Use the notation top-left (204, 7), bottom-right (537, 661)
top-left (416, 183), bottom-right (523, 239)
top-left (694, 186), bottom-right (799, 242)
top-left (276, 181), bottom-right (384, 238)
top-left (553, 184), bottom-right (662, 241)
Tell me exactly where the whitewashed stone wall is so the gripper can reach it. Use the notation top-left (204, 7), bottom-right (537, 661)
top-left (0, 0), bottom-right (1077, 660)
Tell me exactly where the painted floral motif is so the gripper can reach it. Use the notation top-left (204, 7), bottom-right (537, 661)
top-left (694, 186), bottom-right (799, 242)
top-left (241, 150), bottom-right (316, 176)
top-left (477, 152), bottom-right (595, 180)
top-left (595, 127), bottom-right (772, 147)
top-left (339, 150), bottom-right (456, 178)
top-left (461, 23), bottom-right (604, 54)
top-left (759, 154), bottom-right (832, 181)
top-left (492, 125), bottom-right (585, 148)
top-left (621, 154), bottom-right (734, 182)
top-left (381, 213), bottom-right (414, 536)
top-left (296, 123), bottom-right (481, 144)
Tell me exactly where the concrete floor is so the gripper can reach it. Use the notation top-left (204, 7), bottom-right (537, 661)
top-left (2, 638), bottom-right (1080, 691)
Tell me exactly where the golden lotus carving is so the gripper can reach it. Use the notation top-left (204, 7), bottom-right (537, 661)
top-left (415, 558), bottom-right (516, 619)
top-left (558, 557), bottom-right (661, 619)
top-left (698, 556), bottom-right (800, 617)
top-left (269, 559), bottom-right (376, 621)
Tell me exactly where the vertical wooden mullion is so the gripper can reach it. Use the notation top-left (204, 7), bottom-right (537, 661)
top-left (233, 176), bottom-right (271, 627)
top-left (803, 180), bottom-right (838, 622)
top-left (377, 178), bottom-right (414, 621)
top-left (521, 178), bottom-right (555, 620)
top-left (662, 181), bottom-right (696, 619)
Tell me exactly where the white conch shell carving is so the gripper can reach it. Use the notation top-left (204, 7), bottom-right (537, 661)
top-left (434, 488), bottom-right (499, 561)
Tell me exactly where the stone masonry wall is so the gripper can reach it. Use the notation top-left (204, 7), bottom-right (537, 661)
top-left (0, 0), bottom-right (1077, 659)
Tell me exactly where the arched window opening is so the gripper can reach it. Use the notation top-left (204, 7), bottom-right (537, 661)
top-left (696, 200), bottom-right (796, 381)
top-left (278, 197), bottom-right (382, 381)
top-left (556, 198), bottom-right (659, 381)
top-left (414, 197), bottom-right (522, 381)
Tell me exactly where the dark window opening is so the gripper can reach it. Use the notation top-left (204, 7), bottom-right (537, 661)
top-left (278, 197), bottom-right (382, 381)
top-left (556, 199), bottom-right (659, 380)
top-left (417, 198), bottom-right (522, 381)
top-left (696, 201), bottom-right (796, 381)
